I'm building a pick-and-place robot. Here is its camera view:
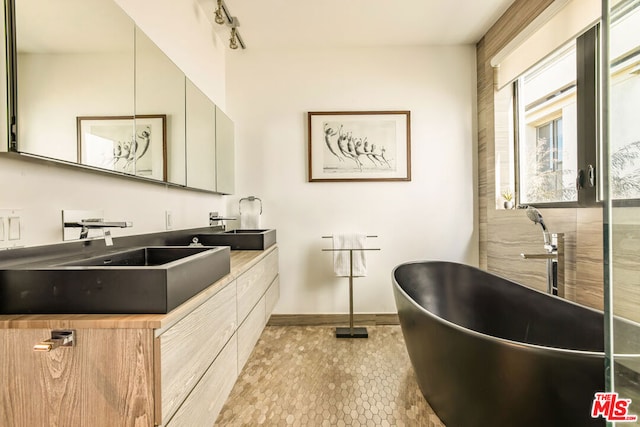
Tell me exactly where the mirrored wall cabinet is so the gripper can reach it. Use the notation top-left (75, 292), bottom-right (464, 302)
top-left (3, 0), bottom-right (234, 195)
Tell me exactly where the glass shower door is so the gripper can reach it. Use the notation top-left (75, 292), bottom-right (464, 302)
top-left (604, 0), bottom-right (640, 424)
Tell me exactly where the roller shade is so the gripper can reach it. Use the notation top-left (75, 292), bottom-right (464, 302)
top-left (491, 0), bottom-right (601, 89)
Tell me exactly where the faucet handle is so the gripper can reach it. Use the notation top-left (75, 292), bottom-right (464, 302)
top-left (104, 230), bottom-right (113, 246)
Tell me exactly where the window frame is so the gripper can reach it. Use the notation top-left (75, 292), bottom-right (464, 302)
top-left (513, 24), bottom-right (602, 209)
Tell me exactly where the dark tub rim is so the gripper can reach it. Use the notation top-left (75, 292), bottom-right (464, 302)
top-left (392, 260), bottom-right (605, 358)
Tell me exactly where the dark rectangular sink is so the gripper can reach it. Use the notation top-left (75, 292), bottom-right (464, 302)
top-left (192, 229), bottom-right (276, 250)
top-left (0, 246), bottom-right (230, 314)
top-left (224, 229), bottom-right (268, 234)
top-left (57, 247), bottom-right (208, 267)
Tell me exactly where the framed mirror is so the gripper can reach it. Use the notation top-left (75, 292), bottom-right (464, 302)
top-left (5, 0), bottom-right (233, 193)
top-left (135, 28), bottom-right (186, 185)
top-left (14, 0), bottom-right (135, 164)
top-left (185, 78), bottom-right (216, 191)
top-left (215, 106), bottom-right (235, 195)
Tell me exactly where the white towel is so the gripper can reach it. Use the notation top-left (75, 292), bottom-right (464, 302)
top-left (240, 211), bottom-right (261, 229)
top-left (332, 233), bottom-right (367, 277)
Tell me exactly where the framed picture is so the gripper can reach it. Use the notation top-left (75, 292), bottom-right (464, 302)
top-left (77, 115), bottom-right (167, 181)
top-left (308, 110), bottom-right (411, 182)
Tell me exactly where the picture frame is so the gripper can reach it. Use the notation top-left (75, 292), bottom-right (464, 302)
top-left (308, 110), bottom-right (411, 182)
top-left (77, 115), bottom-right (167, 181)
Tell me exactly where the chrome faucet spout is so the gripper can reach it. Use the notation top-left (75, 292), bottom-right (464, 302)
top-left (64, 219), bottom-right (133, 229)
top-left (208, 212), bottom-right (237, 230)
top-left (63, 218), bottom-right (132, 246)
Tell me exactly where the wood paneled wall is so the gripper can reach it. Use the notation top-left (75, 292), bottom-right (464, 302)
top-left (476, 0), bottom-right (605, 311)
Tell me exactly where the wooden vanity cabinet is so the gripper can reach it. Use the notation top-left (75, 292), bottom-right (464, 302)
top-left (0, 246), bottom-right (279, 427)
top-left (0, 328), bottom-right (156, 426)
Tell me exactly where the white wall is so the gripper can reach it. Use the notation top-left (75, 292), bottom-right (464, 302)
top-left (1, 0), bottom-right (227, 248)
top-left (227, 46), bottom-right (478, 314)
top-left (0, 155), bottom-right (223, 247)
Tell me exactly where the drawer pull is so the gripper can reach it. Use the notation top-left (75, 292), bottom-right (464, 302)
top-left (33, 330), bottom-right (75, 352)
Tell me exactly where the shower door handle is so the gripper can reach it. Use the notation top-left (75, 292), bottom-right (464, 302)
top-left (587, 164), bottom-right (595, 187)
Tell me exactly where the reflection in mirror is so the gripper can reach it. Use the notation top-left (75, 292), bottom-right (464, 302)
top-left (76, 114), bottom-right (166, 180)
top-left (135, 28), bottom-right (186, 185)
top-left (186, 79), bottom-right (216, 191)
top-left (215, 106), bottom-right (235, 195)
top-left (15, 0), bottom-right (134, 164)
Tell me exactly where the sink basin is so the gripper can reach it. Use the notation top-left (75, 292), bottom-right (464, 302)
top-left (57, 247), bottom-right (208, 267)
top-left (0, 246), bottom-right (230, 314)
top-left (192, 229), bottom-right (276, 250)
top-left (224, 229), bottom-right (268, 234)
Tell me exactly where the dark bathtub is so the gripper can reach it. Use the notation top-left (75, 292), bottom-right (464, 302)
top-left (393, 261), bottom-right (604, 427)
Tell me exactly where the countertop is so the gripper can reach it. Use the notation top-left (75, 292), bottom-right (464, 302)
top-left (0, 245), bottom-right (277, 331)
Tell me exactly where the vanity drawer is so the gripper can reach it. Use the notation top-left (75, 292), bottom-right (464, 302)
top-left (158, 281), bottom-right (237, 424)
top-left (165, 334), bottom-right (238, 427)
top-left (265, 276), bottom-right (280, 322)
top-left (237, 296), bottom-right (266, 372)
top-left (236, 249), bottom-right (278, 322)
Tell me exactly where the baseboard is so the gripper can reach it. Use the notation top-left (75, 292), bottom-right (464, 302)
top-left (267, 313), bottom-right (399, 326)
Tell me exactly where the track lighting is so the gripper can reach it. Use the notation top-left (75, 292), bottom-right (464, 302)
top-left (213, 0), bottom-right (246, 49)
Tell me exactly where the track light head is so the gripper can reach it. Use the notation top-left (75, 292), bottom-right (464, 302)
top-left (229, 27), bottom-right (239, 49)
top-left (214, 0), bottom-right (225, 24)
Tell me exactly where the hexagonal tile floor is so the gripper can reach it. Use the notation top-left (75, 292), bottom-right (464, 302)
top-left (215, 325), bottom-right (445, 426)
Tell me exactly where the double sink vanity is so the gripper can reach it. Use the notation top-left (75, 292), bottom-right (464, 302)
top-left (0, 227), bottom-right (278, 426)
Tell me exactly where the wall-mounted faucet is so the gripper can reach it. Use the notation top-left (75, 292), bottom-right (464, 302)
top-left (209, 212), bottom-right (236, 231)
top-left (521, 207), bottom-right (565, 297)
top-left (63, 218), bottom-right (132, 246)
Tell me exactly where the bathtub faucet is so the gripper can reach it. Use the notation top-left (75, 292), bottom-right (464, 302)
top-left (521, 233), bottom-right (565, 297)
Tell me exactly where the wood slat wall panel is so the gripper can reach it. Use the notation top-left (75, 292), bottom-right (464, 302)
top-left (476, 0), bottom-right (605, 311)
top-left (612, 224), bottom-right (640, 322)
top-left (576, 208), bottom-right (604, 310)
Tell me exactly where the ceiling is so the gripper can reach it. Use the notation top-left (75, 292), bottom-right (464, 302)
top-left (198, 0), bottom-right (517, 49)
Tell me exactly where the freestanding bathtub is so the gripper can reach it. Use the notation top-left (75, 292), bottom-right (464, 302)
top-left (393, 261), bottom-right (605, 427)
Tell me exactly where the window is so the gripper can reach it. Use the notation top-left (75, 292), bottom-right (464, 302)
top-left (512, 25), bottom-right (599, 208)
top-left (533, 117), bottom-right (567, 197)
top-left (537, 118), bottom-right (563, 173)
top-left (517, 43), bottom-right (578, 205)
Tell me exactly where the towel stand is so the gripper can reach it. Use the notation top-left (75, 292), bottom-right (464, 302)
top-left (322, 236), bottom-right (380, 338)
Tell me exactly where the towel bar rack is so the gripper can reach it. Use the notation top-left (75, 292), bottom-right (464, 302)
top-left (321, 235), bottom-right (378, 238)
top-left (322, 236), bottom-right (380, 339)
